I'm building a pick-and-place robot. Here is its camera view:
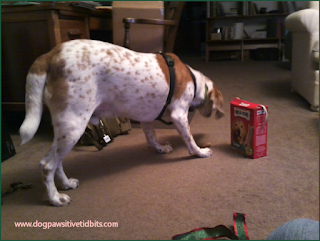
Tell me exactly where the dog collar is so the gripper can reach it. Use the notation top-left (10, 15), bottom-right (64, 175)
top-left (156, 53), bottom-right (176, 125)
top-left (155, 55), bottom-right (200, 125)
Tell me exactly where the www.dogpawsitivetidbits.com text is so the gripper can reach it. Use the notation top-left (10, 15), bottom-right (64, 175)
top-left (14, 220), bottom-right (119, 229)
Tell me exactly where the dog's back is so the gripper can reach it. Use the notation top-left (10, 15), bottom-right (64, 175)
top-left (20, 39), bottom-right (170, 144)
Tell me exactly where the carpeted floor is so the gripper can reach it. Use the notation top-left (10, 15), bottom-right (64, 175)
top-left (1, 56), bottom-right (319, 240)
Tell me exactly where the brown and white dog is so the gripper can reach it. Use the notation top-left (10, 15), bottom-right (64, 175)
top-left (20, 39), bottom-right (224, 206)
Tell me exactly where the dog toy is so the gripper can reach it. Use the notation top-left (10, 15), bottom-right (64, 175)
top-left (1, 182), bottom-right (33, 204)
top-left (172, 213), bottom-right (249, 240)
top-left (200, 142), bottom-right (212, 148)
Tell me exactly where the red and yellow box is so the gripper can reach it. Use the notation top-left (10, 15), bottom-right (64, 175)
top-left (230, 98), bottom-right (268, 159)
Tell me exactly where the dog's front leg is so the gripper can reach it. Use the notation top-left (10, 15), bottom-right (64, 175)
top-left (170, 109), bottom-right (212, 158)
top-left (141, 122), bottom-right (173, 154)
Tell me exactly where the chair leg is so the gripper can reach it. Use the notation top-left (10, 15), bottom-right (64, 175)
top-left (123, 22), bottom-right (131, 49)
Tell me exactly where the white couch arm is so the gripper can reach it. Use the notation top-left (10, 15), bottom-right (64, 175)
top-left (285, 9), bottom-right (319, 33)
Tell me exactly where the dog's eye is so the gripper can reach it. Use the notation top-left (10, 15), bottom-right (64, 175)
top-left (241, 125), bottom-right (243, 128)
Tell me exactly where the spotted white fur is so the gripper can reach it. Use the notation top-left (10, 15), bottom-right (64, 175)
top-left (20, 39), bottom-right (223, 206)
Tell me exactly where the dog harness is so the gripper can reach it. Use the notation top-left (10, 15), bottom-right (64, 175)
top-left (156, 53), bottom-right (197, 125)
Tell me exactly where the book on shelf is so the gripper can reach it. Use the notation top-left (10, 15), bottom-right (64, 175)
top-left (243, 29), bottom-right (250, 38)
top-left (217, 2), bottom-right (225, 17)
top-left (207, 1), bottom-right (218, 17)
top-left (222, 27), bottom-right (232, 40)
top-left (266, 18), bottom-right (285, 38)
top-left (225, 7), bottom-right (238, 16)
top-left (208, 1), bottom-right (233, 17)
top-left (279, 1), bottom-right (295, 14)
top-left (207, 1), bottom-right (211, 17)
top-left (253, 3), bottom-right (259, 14)
top-left (208, 1), bottom-right (261, 17)
top-left (291, 2), bottom-right (297, 11)
top-left (207, 1), bottom-right (289, 18)
top-left (248, 1), bottom-right (256, 15)
top-left (233, 22), bottom-right (244, 39)
top-left (236, 1), bottom-right (257, 16)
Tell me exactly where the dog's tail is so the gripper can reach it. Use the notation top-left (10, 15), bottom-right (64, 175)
top-left (19, 51), bottom-right (54, 145)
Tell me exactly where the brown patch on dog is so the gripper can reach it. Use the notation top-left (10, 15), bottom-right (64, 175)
top-left (106, 50), bottom-right (113, 56)
top-left (45, 51), bottom-right (69, 112)
top-left (42, 176), bottom-right (47, 183)
top-left (42, 167), bottom-right (50, 176)
top-left (124, 52), bottom-right (132, 59)
top-left (29, 44), bottom-right (62, 75)
top-left (165, 53), bottom-right (194, 100)
top-left (156, 54), bottom-right (170, 85)
top-left (212, 85), bottom-right (224, 119)
top-left (203, 91), bottom-right (214, 117)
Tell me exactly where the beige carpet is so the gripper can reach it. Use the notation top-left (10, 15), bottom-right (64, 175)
top-left (1, 57), bottom-right (319, 240)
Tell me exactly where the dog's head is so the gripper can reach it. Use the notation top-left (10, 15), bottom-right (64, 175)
top-left (197, 78), bottom-right (224, 119)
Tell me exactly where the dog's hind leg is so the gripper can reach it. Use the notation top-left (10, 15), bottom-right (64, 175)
top-left (40, 113), bottom-right (90, 206)
top-left (141, 122), bottom-right (173, 154)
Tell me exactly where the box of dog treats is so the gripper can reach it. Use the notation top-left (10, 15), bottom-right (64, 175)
top-left (230, 98), bottom-right (268, 159)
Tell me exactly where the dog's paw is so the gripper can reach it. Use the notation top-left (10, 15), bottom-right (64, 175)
top-left (50, 193), bottom-right (71, 207)
top-left (60, 178), bottom-right (79, 190)
top-left (156, 143), bottom-right (173, 154)
top-left (194, 147), bottom-right (212, 158)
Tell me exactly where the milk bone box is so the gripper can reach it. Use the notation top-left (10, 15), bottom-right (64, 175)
top-left (230, 98), bottom-right (268, 159)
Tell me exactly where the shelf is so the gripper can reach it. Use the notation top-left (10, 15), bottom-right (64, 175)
top-left (207, 13), bottom-right (289, 20)
top-left (205, 2), bottom-right (287, 62)
top-left (207, 39), bottom-right (241, 43)
top-left (243, 37), bottom-right (285, 41)
top-left (207, 38), bottom-right (284, 43)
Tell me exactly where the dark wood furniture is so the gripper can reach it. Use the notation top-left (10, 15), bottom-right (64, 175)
top-left (2, 3), bottom-right (112, 111)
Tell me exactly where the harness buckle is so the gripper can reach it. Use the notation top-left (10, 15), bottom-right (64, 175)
top-left (166, 58), bottom-right (174, 67)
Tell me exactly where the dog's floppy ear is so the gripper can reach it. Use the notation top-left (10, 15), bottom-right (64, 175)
top-left (212, 86), bottom-right (224, 119)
